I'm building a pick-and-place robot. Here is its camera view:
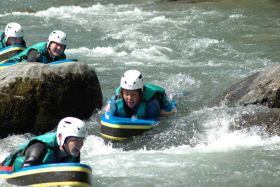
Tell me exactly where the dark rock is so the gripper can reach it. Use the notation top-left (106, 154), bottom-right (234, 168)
top-left (214, 64), bottom-right (280, 108)
top-left (214, 64), bottom-right (280, 136)
top-left (0, 62), bottom-right (103, 137)
top-left (231, 108), bottom-right (280, 136)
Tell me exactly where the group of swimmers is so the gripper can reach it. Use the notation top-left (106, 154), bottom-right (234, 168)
top-left (0, 22), bottom-right (66, 64)
top-left (0, 22), bottom-right (177, 172)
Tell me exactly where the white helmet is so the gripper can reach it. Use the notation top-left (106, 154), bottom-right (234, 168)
top-left (5, 22), bottom-right (23, 39)
top-left (47, 30), bottom-right (67, 48)
top-left (56, 117), bottom-right (88, 146)
top-left (120, 70), bottom-right (144, 90)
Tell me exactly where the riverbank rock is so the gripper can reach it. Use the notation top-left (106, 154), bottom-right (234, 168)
top-left (0, 62), bottom-right (103, 138)
top-left (215, 64), bottom-right (280, 108)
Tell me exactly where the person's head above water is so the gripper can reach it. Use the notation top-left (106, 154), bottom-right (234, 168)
top-left (47, 30), bottom-right (67, 57)
top-left (56, 117), bottom-right (88, 157)
top-left (120, 70), bottom-right (144, 109)
top-left (4, 22), bottom-right (24, 46)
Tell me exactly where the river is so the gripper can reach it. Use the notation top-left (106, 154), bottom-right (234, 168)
top-left (1, 0), bottom-right (280, 186)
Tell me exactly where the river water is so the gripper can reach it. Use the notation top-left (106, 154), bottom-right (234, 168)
top-left (1, 0), bottom-right (280, 186)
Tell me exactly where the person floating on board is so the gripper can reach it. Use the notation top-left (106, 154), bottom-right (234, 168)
top-left (8, 30), bottom-right (67, 63)
top-left (105, 69), bottom-right (177, 119)
top-left (0, 22), bottom-right (26, 50)
top-left (1, 117), bottom-right (87, 172)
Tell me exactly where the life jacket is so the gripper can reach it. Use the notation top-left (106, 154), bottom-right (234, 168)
top-left (1, 132), bottom-right (77, 172)
top-left (8, 42), bottom-right (48, 63)
top-left (114, 83), bottom-right (167, 118)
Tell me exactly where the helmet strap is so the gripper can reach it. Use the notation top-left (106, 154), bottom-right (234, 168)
top-left (62, 144), bottom-right (71, 156)
top-left (4, 35), bottom-right (9, 43)
top-left (47, 43), bottom-right (55, 58)
top-left (58, 133), bottom-right (70, 155)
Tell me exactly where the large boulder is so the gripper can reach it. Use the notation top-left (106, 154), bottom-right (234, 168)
top-left (214, 64), bottom-right (280, 136)
top-left (0, 62), bottom-right (103, 137)
top-left (215, 64), bottom-right (280, 108)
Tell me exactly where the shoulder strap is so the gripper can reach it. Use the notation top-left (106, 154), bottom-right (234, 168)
top-left (0, 32), bottom-right (6, 48)
top-left (0, 32), bottom-right (4, 42)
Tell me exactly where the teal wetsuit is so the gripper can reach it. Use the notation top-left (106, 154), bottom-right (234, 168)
top-left (7, 42), bottom-right (65, 63)
top-left (109, 83), bottom-right (170, 119)
top-left (1, 132), bottom-right (79, 172)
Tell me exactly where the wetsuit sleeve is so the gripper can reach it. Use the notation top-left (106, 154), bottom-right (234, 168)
top-left (22, 142), bottom-right (47, 168)
top-left (145, 99), bottom-right (160, 119)
top-left (26, 49), bottom-right (41, 62)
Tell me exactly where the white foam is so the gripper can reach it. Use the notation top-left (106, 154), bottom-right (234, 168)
top-left (145, 16), bottom-right (169, 24)
top-left (0, 134), bottom-right (30, 162)
top-left (67, 43), bottom-right (172, 65)
top-left (152, 73), bottom-right (200, 98)
top-left (131, 46), bottom-right (171, 62)
top-left (124, 61), bottom-right (144, 65)
top-left (188, 106), bottom-right (280, 152)
top-left (188, 38), bottom-right (219, 50)
top-left (229, 14), bottom-right (246, 19)
top-left (66, 46), bottom-right (127, 57)
top-left (82, 135), bottom-right (123, 157)
top-left (1, 4), bottom-right (105, 18)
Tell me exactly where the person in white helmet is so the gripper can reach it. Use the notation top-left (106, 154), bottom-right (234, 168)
top-left (1, 117), bottom-right (87, 172)
top-left (0, 22), bottom-right (26, 50)
top-left (8, 30), bottom-right (67, 63)
top-left (105, 70), bottom-right (177, 119)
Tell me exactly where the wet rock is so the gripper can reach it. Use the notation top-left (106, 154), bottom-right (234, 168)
top-left (232, 108), bottom-right (280, 136)
top-left (214, 64), bottom-right (280, 136)
top-left (214, 64), bottom-right (280, 108)
top-left (0, 62), bottom-right (103, 138)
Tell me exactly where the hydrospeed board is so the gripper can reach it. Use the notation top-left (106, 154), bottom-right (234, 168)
top-left (0, 163), bottom-right (92, 186)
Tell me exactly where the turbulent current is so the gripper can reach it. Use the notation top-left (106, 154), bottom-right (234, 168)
top-left (1, 0), bottom-right (280, 186)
